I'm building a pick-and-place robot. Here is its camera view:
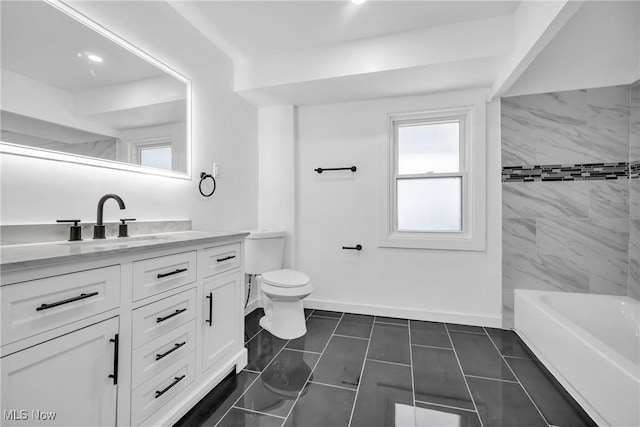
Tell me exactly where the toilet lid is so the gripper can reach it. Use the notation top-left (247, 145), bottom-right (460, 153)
top-left (262, 269), bottom-right (310, 288)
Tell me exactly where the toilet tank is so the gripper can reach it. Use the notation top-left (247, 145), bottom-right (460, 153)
top-left (244, 231), bottom-right (286, 275)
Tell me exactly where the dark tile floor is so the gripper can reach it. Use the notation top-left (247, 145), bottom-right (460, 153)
top-left (174, 309), bottom-right (596, 427)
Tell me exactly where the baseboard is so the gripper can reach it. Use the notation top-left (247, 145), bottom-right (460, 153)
top-left (244, 297), bottom-right (260, 315)
top-left (302, 297), bottom-right (502, 328)
top-left (142, 348), bottom-right (248, 427)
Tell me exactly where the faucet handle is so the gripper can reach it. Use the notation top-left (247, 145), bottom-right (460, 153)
top-left (118, 218), bottom-right (136, 238)
top-left (57, 219), bottom-right (82, 241)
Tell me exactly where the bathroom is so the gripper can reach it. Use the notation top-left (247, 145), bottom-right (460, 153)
top-left (0, 1), bottom-right (638, 426)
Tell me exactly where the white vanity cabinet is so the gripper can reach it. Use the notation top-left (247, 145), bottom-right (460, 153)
top-left (0, 232), bottom-right (248, 427)
top-left (1, 317), bottom-right (120, 427)
top-left (200, 244), bottom-right (242, 373)
top-left (202, 271), bottom-right (242, 372)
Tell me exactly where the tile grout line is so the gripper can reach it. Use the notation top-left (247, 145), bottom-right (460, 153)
top-left (411, 342), bottom-right (454, 351)
top-left (244, 328), bottom-right (262, 345)
top-left (408, 321), bottom-right (416, 407)
top-left (280, 311), bottom-right (344, 427)
top-left (486, 329), bottom-right (552, 427)
top-left (414, 399), bottom-right (478, 413)
top-left (230, 406), bottom-right (287, 420)
top-left (285, 347), bottom-right (323, 355)
top-left (365, 357), bottom-right (412, 368)
top-left (445, 326), bottom-right (486, 427)
top-left (464, 374), bottom-right (519, 384)
top-left (308, 380), bottom-right (357, 392)
top-left (212, 368), bottom-right (263, 427)
top-left (309, 314), bottom-right (343, 320)
top-left (347, 315), bottom-right (376, 427)
top-left (446, 325), bottom-right (488, 336)
top-left (374, 320), bottom-right (409, 326)
top-left (214, 337), bottom-right (291, 427)
top-left (502, 354), bottom-right (535, 361)
top-left (333, 333), bottom-right (370, 341)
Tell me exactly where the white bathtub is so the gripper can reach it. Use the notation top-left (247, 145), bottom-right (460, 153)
top-left (514, 290), bottom-right (639, 427)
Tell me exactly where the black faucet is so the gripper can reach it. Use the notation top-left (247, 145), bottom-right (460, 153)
top-left (93, 194), bottom-right (126, 239)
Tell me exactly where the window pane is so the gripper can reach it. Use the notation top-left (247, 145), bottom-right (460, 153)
top-left (397, 177), bottom-right (462, 232)
top-left (140, 146), bottom-right (172, 170)
top-left (398, 121), bottom-right (459, 174)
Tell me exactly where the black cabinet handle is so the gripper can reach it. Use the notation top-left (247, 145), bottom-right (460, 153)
top-left (216, 255), bottom-right (236, 263)
top-left (157, 268), bottom-right (187, 279)
top-left (342, 245), bottom-right (362, 251)
top-left (205, 292), bottom-right (213, 327)
top-left (155, 342), bottom-right (186, 361)
top-left (155, 375), bottom-right (185, 398)
top-left (36, 291), bottom-right (99, 311)
top-left (108, 334), bottom-right (119, 385)
top-left (156, 308), bottom-right (187, 323)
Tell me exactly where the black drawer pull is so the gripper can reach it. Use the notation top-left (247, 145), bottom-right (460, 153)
top-left (109, 334), bottom-right (119, 385)
top-left (36, 291), bottom-right (99, 311)
top-left (157, 268), bottom-right (187, 279)
top-left (156, 308), bottom-right (187, 323)
top-left (156, 342), bottom-right (186, 361)
top-left (205, 292), bottom-right (213, 326)
top-left (155, 375), bottom-right (185, 398)
top-left (216, 255), bottom-right (236, 263)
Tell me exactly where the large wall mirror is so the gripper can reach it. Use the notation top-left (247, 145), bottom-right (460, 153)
top-left (0, 0), bottom-right (191, 178)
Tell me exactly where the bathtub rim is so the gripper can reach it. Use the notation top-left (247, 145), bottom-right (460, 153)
top-left (514, 289), bottom-right (640, 427)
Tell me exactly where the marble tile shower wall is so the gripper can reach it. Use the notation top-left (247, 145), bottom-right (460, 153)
top-left (630, 80), bottom-right (640, 304)
top-left (501, 83), bottom-right (639, 328)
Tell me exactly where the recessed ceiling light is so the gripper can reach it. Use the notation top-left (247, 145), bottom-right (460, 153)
top-left (87, 54), bottom-right (103, 63)
top-left (351, 0), bottom-right (366, 5)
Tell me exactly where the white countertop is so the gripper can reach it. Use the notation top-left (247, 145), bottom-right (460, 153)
top-left (0, 231), bottom-right (248, 272)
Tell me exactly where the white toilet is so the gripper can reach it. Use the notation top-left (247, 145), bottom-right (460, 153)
top-left (245, 231), bottom-right (313, 340)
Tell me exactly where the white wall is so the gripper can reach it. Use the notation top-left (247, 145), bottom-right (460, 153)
top-left (257, 106), bottom-right (297, 268)
top-left (0, 1), bottom-right (258, 232)
top-left (295, 93), bottom-right (502, 326)
top-left (506, 1), bottom-right (640, 96)
top-left (1, 69), bottom-right (118, 137)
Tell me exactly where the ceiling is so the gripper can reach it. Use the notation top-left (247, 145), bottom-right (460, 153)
top-left (0, 0), bottom-right (167, 93)
top-left (171, 1), bottom-right (520, 61)
top-left (170, 0), bottom-right (639, 107)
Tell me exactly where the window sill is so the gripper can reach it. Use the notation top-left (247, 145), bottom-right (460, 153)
top-left (378, 232), bottom-right (486, 251)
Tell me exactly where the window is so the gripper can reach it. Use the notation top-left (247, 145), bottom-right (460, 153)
top-left (129, 137), bottom-right (173, 171)
top-left (396, 119), bottom-right (464, 232)
top-left (379, 91), bottom-right (486, 251)
top-left (139, 145), bottom-right (172, 170)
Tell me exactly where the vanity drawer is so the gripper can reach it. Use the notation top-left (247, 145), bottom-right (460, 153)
top-left (201, 243), bottom-right (241, 277)
top-left (132, 351), bottom-right (195, 426)
top-left (132, 251), bottom-right (196, 301)
top-left (131, 320), bottom-right (196, 389)
top-left (1, 266), bottom-right (120, 345)
top-left (132, 288), bottom-right (196, 348)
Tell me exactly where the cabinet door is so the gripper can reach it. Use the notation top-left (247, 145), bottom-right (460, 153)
top-left (202, 271), bottom-right (241, 372)
top-left (1, 317), bottom-right (119, 427)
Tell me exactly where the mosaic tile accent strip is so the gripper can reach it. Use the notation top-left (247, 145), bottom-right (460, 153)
top-left (631, 161), bottom-right (639, 179)
top-left (502, 162), bottom-right (630, 182)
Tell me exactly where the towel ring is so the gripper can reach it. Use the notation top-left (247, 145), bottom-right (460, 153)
top-left (199, 172), bottom-right (217, 197)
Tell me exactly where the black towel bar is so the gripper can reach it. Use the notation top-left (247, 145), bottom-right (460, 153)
top-left (315, 166), bottom-right (357, 174)
top-left (342, 244), bottom-right (362, 251)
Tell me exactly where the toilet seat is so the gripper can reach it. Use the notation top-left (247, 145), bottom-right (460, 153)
top-left (262, 269), bottom-right (310, 288)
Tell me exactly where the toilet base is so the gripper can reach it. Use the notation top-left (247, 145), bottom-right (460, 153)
top-left (259, 298), bottom-right (307, 340)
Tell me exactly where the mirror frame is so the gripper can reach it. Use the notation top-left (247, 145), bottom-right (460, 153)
top-left (0, 0), bottom-right (192, 180)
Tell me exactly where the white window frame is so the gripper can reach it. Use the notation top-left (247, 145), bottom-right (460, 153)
top-left (378, 91), bottom-right (486, 251)
top-left (129, 136), bottom-right (173, 170)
